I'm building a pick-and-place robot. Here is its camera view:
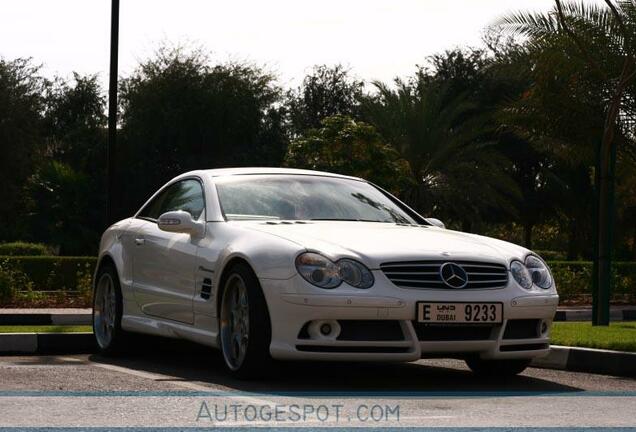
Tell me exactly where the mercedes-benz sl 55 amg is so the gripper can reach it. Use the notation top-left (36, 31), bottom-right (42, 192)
top-left (93, 168), bottom-right (558, 377)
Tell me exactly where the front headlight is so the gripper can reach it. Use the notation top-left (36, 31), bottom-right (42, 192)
top-left (510, 256), bottom-right (553, 290)
top-left (525, 255), bottom-right (553, 289)
top-left (338, 259), bottom-right (375, 288)
top-left (510, 260), bottom-right (533, 289)
top-left (295, 252), bottom-right (374, 289)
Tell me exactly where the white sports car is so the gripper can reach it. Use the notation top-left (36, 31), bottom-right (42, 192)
top-left (93, 168), bottom-right (558, 378)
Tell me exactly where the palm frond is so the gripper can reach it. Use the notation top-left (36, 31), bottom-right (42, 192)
top-left (494, 10), bottom-right (559, 39)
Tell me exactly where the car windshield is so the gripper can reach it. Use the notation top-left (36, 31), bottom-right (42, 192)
top-left (215, 175), bottom-right (418, 224)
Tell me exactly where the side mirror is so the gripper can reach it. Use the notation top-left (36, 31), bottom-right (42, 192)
top-left (158, 211), bottom-right (204, 236)
top-left (426, 218), bottom-right (445, 229)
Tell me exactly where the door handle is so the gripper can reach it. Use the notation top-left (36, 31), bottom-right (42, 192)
top-left (134, 237), bottom-right (145, 246)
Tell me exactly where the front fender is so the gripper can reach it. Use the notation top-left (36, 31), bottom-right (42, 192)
top-left (95, 218), bottom-right (133, 299)
top-left (197, 222), bottom-right (304, 287)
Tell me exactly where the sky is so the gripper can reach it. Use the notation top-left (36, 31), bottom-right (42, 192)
top-left (0, 0), bottom-right (558, 89)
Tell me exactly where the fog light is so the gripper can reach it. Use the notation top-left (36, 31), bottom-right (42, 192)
top-left (320, 323), bottom-right (332, 335)
top-left (307, 320), bottom-right (341, 339)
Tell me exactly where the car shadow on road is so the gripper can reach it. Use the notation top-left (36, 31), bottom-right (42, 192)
top-left (88, 335), bottom-right (584, 395)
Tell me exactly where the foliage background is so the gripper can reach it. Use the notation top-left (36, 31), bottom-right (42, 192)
top-left (1, 1), bottom-right (636, 266)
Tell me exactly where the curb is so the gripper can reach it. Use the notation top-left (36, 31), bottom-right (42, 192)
top-left (0, 313), bottom-right (91, 326)
top-left (531, 345), bottom-right (636, 377)
top-left (0, 333), bottom-right (96, 354)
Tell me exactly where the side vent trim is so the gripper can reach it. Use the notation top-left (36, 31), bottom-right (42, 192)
top-left (201, 278), bottom-right (213, 300)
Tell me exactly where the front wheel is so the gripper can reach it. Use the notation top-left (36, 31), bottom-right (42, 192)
top-left (465, 358), bottom-right (531, 377)
top-left (219, 263), bottom-right (272, 379)
top-left (93, 264), bottom-right (129, 355)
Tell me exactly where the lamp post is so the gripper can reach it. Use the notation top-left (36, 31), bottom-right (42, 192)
top-left (107, 0), bottom-right (120, 224)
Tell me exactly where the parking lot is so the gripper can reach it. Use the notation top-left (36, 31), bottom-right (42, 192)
top-left (1, 339), bottom-right (635, 428)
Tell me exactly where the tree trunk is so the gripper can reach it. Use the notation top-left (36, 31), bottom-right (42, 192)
top-left (523, 222), bottom-right (533, 250)
top-left (566, 217), bottom-right (578, 261)
top-left (594, 76), bottom-right (626, 325)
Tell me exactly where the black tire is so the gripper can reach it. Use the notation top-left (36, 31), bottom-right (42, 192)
top-left (465, 357), bottom-right (531, 377)
top-left (92, 263), bottom-right (130, 355)
top-left (219, 262), bottom-right (272, 379)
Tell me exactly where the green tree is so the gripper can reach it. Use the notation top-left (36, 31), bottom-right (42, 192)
top-left (286, 65), bottom-right (364, 137)
top-left (497, 0), bottom-right (636, 323)
top-left (477, 36), bottom-right (569, 250)
top-left (0, 58), bottom-right (47, 241)
top-left (284, 115), bottom-right (411, 192)
top-left (25, 161), bottom-right (96, 255)
top-left (44, 73), bottom-right (107, 173)
top-left (361, 71), bottom-right (518, 229)
top-left (119, 46), bottom-right (287, 215)
top-left (22, 74), bottom-right (108, 254)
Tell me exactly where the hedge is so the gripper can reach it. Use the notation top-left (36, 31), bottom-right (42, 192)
top-left (0, 242), bottom-right (54, 256)
top-left (0, 256), bottom-right (96, 294)
top-left (549, 261), bottom-right (636, 301)
top-left (0, 256), bottom-right (634, 303)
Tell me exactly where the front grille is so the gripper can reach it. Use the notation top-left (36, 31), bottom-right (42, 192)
top-left (380, 260), bottom-right (508, 289)
top-left (413, 323), bottom-right (494, 341)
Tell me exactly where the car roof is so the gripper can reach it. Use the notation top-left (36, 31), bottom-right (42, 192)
top-left (182, 167), bottom-right (364, 182)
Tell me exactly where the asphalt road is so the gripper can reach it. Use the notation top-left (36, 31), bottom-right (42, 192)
top-left (1, 339), bottom-right (635, 428)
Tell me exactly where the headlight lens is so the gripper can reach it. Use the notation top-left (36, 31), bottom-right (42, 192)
top-left (510, 260), bottom-right (533, 289)
top-left (295, 253), bottom-right (374, 289)
top-left (338, 259), bottom-right (374, 288)
top-left (525, 255), bottom-right (553, 289)
top-left (295, 253), bottom-right (341, 289)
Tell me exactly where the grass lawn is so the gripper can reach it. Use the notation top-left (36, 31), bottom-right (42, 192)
top-left (551, 322), bottom-right (636, 352)
top-left (0, 325), bottom-right (92, 333)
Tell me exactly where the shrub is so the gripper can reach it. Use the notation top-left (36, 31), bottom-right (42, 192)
top-left (535, 250), bottom-right (566, 261)
top-left (76, 262), bottom-right (95, 304)
top-left (0, 242), bottom-right (54, 256)
top-left (548, 261), bottom-right (636, 301)
top-left (0, 256), bottom-right (97, 293)
top-left (0, 259), bottom-right (34, 302)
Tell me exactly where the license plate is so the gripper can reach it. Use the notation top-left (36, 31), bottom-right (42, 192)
top-left (416, 302), bottom-right (503, 324)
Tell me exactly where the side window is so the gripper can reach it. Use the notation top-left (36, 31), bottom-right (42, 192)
top-left (138, 179), bottom-right (205, 221)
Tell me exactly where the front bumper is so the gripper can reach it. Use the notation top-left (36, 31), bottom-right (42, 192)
top-left (261, 273), bottom-right (558, 362)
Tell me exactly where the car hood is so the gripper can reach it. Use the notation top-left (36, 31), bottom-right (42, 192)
top-left (239, 221), bottom-right (529, 269)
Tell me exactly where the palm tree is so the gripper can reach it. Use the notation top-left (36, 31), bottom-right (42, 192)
top-left (361, 72), bottom-right (518, 230)
top-left (496, 0), bottom-right (636, 324)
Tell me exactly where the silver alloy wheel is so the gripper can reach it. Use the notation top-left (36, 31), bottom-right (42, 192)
top-left (93, 273), bottom-right (116, 349)
top-left (220, 274), bottom-right (250, 371)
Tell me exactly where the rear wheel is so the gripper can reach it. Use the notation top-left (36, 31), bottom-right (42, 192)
top-left (465, 358), bottom-right (531, 377)
top-left (219, 263), bottom-right (272, 379)
top-left (93, 263), bottom-right (129, 355)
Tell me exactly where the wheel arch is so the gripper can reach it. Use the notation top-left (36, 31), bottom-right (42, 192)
top-left (94, 254), bottom-right (119, 290)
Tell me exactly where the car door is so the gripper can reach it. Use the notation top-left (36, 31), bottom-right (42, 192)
top-left (132, 178), bottom-right (206, 324)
